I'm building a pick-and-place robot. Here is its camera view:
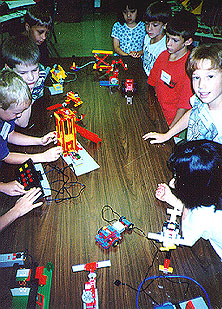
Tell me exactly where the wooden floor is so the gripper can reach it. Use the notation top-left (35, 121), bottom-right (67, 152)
top-left (0, 57), bottom-right (221, 308)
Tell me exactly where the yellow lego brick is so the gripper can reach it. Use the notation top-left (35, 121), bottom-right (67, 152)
top-left (92, 50), bottom-right (113, 55)
top-left (159, 265), bottom-right (173, 273)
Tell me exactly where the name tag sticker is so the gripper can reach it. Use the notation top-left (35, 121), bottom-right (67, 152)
top-left (161, 70), bottom-right (171, 85)
top-left (0, 122), bottom-right (11, 140)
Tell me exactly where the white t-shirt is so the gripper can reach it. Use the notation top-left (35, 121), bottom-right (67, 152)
top-left (182, 205), bottom-right (222, 260)
top-left (143, 34), bottom-right (166, 76)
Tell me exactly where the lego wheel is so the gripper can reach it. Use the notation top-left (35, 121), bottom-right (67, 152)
top-left (97, 226), bottom-right (106, 234)
top-left (112, 240), bottom-right (119, 247)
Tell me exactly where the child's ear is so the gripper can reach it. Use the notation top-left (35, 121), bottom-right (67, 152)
top-left (5, 64), bottom-right (9, 69)
top-left (25, 22), bottom-right (31, 32)
top-left (184, 38), bottom-right (193, 47)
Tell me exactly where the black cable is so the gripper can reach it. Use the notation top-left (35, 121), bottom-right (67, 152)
top-left (44, 162), bottom-right (86, 203)
top-left (114, 279), bottom-right (159, 305)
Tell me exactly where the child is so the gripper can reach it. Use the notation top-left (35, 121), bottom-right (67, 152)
top-left (143, 43), bottom-right (222, 144)
top-left (0, 70), bottom-right (62, 195)
top-left (111, 0), bottom-right (146, 57)
top-left (146, 10), bottom-right (198, 128)
top-left (24, 3), bottom-right (52, 66)
top-left (0, 188), bottom-right (43, 232)
top-left (155, 139), bottom-right (222, 260)
top-left (2, 34), bottom-right (48, 128)
top-left (143, 1), bottom-right (171, 76)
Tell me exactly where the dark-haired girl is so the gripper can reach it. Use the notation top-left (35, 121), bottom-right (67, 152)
top-left (156, 139), bottom-right (222, 260)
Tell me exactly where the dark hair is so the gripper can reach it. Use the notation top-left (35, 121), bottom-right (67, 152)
top-left (166, 10), bottom-right (198, 41)
top-left (144, 1), bottom-right (171, 24)
top-left (2, 34), bottom-right (40, 68)
top-left (168, 140), bottom-right (222, 210)
top-left (117, 0), bottom-right (144, 25)
top-left (25, 3), bottom-right (52, 28)
top-left (186, 43), bottom-right (222, 77)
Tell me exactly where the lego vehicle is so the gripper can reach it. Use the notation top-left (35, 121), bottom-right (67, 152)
top-left (95, 216), bottom-right (134, 249)
top-left (72, 260), bottom-right (111, 309)
top-left (121, 79), bottom-right (137, 104)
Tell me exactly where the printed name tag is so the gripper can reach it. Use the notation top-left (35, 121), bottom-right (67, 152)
top-left (0, 122), bottom-right (11, 140)
top-left (161, 70), bottom-right (171, 85)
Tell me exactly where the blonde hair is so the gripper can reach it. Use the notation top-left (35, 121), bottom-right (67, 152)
top-left (187, 43), bottom-right (222, 77)
top-left (0, 69), bottom-right (31, 110)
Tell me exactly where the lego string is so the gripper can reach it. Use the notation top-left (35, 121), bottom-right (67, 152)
top-left (43, 162), bottom-right (86, 203)
top-left (136, 275), bottom-right (211, 309)
top-left (73, 61), bottom-right (96, 70)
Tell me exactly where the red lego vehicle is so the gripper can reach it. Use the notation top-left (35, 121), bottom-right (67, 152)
top-left (95, 217), bottom-right (134, 249)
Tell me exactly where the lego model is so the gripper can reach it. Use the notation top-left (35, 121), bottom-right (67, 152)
top-left (50, 64), bottom-right (67, 84)
top-left (95, 216), bottom-right (134, 249)
top-left (0, 252), bottom-right (25, 268)
top-left (148, 206), bottom-right (190, 273)
top-left (92, 50), bottom-right (114, 71)
top-left (15, 159), bottom-right (45, 202)
top-left (54, 108), bottom-right (102, 155)
top-left (72, 260), bottom-right (111, 309)
top-left (10, 262), bottom-right (53, 309)
top-left (179, 297), bottom-right (208, 309)
top-left (47, 91), bottom-right (83, 111)
top-left (49, 64), bottom-right (67, 94)
top-left (65, 91), bottom-right (83, 107)
top-left (121, 79), bottom-right (137, 104)
top-left (99, 68), bottom-right (120, 88)
top-left (54, 108), bottom-right (78, 154)
top-left (92, 50), bottom-right (127, 74)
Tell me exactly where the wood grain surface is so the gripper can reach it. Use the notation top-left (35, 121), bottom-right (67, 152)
top-left (0, 57), bottom-right (221, 308)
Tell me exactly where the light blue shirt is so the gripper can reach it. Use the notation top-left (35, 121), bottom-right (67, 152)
top-left (111, 21), bottom-right (146, 54)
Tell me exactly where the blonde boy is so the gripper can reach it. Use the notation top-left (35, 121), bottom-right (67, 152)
top-left (0, 70), bottom-right (61, 196)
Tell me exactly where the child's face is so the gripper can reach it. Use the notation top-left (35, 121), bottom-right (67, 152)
top-left (192, 59), bottom-right (222, 107)
top-left (145, 21), bottom-right (164, 40)
top-left (0, 101), bottom-right (30, 122)
top-left (166, 33), bottom-right (185, 55)
top-left (13, 63), bottom-right (39, 92)
top-left (27, 24), bottom-right (49, 46)
top-left (122, 6), bottom-right (137, 26)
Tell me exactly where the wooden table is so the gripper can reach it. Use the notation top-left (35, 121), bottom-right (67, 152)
top-left (0, 57), bottom-right (221, 308)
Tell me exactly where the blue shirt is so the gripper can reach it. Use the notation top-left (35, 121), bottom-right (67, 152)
top-left (111, 21), bottom-right (146, 54)
top-left (0, 119), bottom-right (15, 167)
top-left (187, 95), bottom-right (222, 144)
top-left (31, 63), bottom-right (49, 102)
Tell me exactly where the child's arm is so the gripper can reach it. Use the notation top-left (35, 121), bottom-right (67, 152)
top-left (3, 146), bottom-right (62, 165)
top-left (8, 131), bottom-right (57, 146)
top-left (143, 109), bottom-right (191, 144)
top-left (0, 181), bottom-right (25, 196)
top-left (113, 38), bottom-right (129, 56)
top-left (15, 106), bottom-right (32, 128)
top-left (169, 108), bottom-right (188, 129)
top-left (0, 188), bottom-right (43, 232)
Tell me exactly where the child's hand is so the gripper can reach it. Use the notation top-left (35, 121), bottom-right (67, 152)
top-left (15, 188), bottom-right (43, 217)
top-left (40, 146), bottom-right (62, 162)
top-left (156, 183), bottom-right (184, 211)
top-left (129, 51), bottom-right (141, 58)
top-left (41, 131), bottom-right (57, 146)
top-left (156, 183), bottom-right (173, 202)
top-left (143, 132), bottom-right (168, 144)
top-left (0, 181), bottom-right (26, 196)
